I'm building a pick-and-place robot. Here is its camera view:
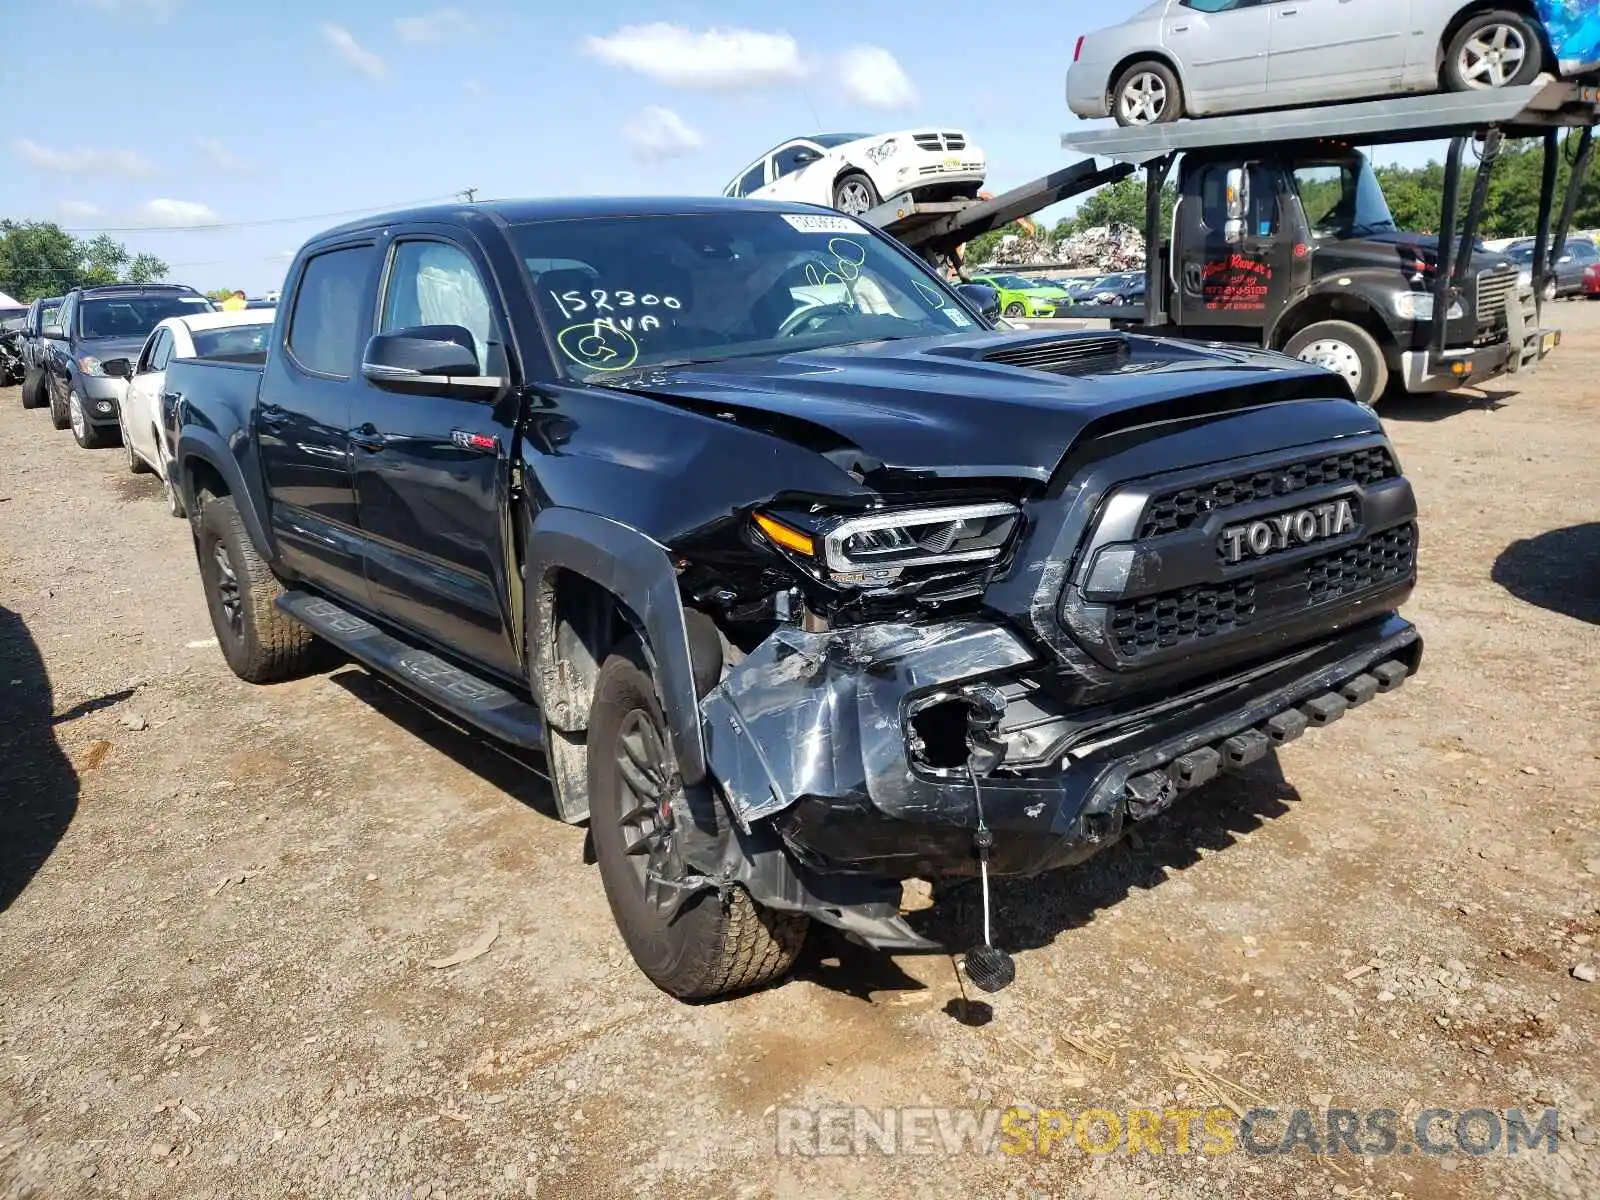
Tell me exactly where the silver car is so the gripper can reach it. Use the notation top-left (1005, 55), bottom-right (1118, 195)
top-left (1067, 0), bottom-right (1591, 127)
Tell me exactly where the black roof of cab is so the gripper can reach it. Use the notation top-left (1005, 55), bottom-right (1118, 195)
top-left (309, 196), bottom-right (845, 245)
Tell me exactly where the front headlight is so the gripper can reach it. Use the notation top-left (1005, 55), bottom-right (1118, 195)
top-left (753, 502), bottom-right (1021, 589)
top-left (865, 137), bottom-right (900, 164)
top-left (1391, 292), bottom-right (1465, 322)
top-left (77, 354), bottom-right (105, 376)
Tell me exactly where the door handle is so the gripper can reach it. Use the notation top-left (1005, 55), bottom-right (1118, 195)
top-left (1170, 22), bottom-right (1189, 31)
top-left (349, 424), bottom-right (388, 452)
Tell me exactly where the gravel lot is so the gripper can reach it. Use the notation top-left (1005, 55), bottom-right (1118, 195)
top-left (1, 305), bottom-right (1597, 1200)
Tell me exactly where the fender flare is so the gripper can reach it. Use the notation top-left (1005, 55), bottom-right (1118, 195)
top-left (524, 506), bottom-right (707, 787)
top-left (175, 428), bottom-right (277, 560)
top-left (1268, 282), bottom-right (1400, 352)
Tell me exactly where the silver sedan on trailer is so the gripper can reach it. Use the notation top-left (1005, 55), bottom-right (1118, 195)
top-left (1067, 0), bottom-right (1593, 127)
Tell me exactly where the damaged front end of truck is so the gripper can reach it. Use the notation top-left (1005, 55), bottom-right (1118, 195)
top-left (645, 364), bottom-right (1423, 992)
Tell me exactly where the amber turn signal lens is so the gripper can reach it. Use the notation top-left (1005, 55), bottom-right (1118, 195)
top-left (753, 513), bottom-right (815, 556)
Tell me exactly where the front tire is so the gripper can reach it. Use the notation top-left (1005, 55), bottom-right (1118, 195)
top-left (587, 641), bottom-right (807, 1000)
top-left (20, 367), bottom-right (45, 409)
top-left (1443, 10), bottom-right (1543, 91)
top-left (1283, 320), bottom-right (1389, 407)
top-left (1003, 301), bottom-right (1026, 317)
top-left (1112, 60), bottom-right (1183, 126)
top-left (197, 493), bottom-right (318, 683)
top-left (69, 390), bottom-right (112, 449)
top-left (832, 171), bottom-right (880, 216)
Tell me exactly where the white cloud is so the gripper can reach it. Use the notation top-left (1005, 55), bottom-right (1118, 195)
top-left (838, 46), bottom-right (918, 110)
top-left (134, 199), bottom-right (222, 227)
top-left (59, 201), bottom-right (102, 218)
top-left (395, 8), bottom-right (474, 43)
top-left (322, 23), bottom-right (387, 81)
top-left (463, 78), bottom-right (488, 100)
top-left (12, 138), bottom-right (156, 177)
top-left (192, 136), bottom-right (255, 175)
top-left (622, 107), bottom-right (705, 162)
top-left (585, 24), bottom-right (806, 89)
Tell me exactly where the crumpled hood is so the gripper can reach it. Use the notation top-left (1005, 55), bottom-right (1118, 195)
top-left (1317, 232), bottom-right (1514, 277)
top-left (607, 330), bottom-right (1348, 481)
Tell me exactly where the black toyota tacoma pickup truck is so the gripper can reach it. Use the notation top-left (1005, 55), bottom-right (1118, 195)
top-left (166, 197), bottom-right (1423, 1000)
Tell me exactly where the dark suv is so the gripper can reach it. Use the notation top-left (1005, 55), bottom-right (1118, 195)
top-left (41, 284), bottom-right (214, 447)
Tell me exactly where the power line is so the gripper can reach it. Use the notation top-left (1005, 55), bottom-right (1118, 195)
top-left (54, 194), bottom-right (463, 234)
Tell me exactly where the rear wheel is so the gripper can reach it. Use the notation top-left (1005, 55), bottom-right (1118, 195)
top-left (1443, 10), bottom-right (1543, 91)
top-left (1284, 320), bottom-right (1389, 407)
top-left (48, 380), bottom-right (69, 430)
top-left (832, 172), bottom-right (880, 216)
top-left (587, 641), bottom-right (807, 1000)
top-left (197, 493), bottom-right (318, 683)
top-left (127, 433), bottom-right (150, 474)
top-left (1112, 60), bottom-right (1183, 126)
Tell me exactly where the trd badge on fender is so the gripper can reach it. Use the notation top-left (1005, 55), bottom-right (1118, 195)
top-left (1221, 498), bottom-right (1355, 564)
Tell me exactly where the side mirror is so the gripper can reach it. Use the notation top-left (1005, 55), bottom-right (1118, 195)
top-left (955, 282), bottom-right (1001, 322)
top-left (793, 147), bottom-right (822, 166)
top-left (1224, 166), bottom-right (1249, 245)
top-left (361, 324), bottom-right (499, 396)
top-left (42, 324), bottom-right (64, 339)
top-left (102, 357), bottom-right (132, 379)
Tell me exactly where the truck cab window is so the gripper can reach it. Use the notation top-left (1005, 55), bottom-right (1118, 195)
top-left (1291, 158), bottom-right (1398, 239)
top-left (379, 241), bottom-right (506, 377)
top-left (287, 246), bottom-right (374, 377)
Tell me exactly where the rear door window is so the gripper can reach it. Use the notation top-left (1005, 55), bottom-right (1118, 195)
top-left (286, 246), bottom-right (377, 378)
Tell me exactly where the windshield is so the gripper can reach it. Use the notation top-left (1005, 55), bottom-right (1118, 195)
top-left (1508, 245), bottom-right (1535, 263)
top-left (1290, 155), bottom-right (1398, 239)
top-left (514, 212), bottom-right (981, 380)
top-left (78, 294), bottom-right (214, 339)
top-left (811, 133), bottom-right (872, 148)
top-left (190, 323), bottom-right (273, 359)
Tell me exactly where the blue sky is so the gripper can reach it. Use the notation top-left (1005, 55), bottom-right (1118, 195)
top-left (3, 0), bottom-right (1449, 294)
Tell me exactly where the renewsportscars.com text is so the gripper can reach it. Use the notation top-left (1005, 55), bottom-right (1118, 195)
top-left (774, 1105), bottom-right (1561, 1158)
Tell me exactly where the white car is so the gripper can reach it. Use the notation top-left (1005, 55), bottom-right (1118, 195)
top-left (117, 310), bottom-right (275, 515)
top-left (722, 130), bottom-right (987, 216)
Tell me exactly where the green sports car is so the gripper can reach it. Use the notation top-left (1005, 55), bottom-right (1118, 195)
top-left (969, 273), bottom-right (1069, 318)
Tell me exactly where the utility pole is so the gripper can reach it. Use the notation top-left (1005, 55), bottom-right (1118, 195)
top-left (458, 187), bottom-right (478, 203)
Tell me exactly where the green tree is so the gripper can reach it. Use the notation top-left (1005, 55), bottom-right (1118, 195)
top-left (0, 220), bottom-right (169, 301)
top-left (1066, 176), bottom-right (1177, 235)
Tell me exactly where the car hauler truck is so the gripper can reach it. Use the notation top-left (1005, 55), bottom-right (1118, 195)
top-left (867, 81), bottom-right (1599, 406)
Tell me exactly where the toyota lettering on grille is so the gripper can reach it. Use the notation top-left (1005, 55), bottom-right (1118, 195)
top-left (1220, 498), bottom-right (1355, 564)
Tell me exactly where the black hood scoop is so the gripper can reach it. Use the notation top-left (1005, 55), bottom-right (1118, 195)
top-left (977, 333), bottom-right (1131, 375)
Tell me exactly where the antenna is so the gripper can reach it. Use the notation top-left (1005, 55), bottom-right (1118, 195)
top-left (458, 187), bottom-right (478, 203)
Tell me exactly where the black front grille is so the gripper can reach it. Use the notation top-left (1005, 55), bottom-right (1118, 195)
top-left (1108, 523), bottom-right (1416, 662)
top-left (1307, 524), bottom-right (1415, 605)
top-left (1137, 447), bottom-right (1396, 540)
top-left (1111, 580), bottom-right (1257, 658)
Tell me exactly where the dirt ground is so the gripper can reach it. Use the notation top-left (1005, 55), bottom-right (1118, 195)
top-left (1, 306), bottom-right (1597, 1200)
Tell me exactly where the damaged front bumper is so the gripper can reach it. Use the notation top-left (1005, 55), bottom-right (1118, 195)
top-left (697, 614), bottom-right (1421, 949)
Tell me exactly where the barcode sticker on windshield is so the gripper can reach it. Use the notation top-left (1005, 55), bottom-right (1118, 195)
top-left (942, 308), bottom-right (973, 327)
top-left (781, 213), bottom-right (864, 235)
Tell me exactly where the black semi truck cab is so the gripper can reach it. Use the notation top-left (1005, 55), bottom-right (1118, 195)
top-left (1149, 139), bottom-right (1537, 405)
top-left (871, 81), bottom-right (1599, 407)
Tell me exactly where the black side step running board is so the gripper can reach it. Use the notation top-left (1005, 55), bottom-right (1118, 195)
top-left (277, 591), bottom-right (546, 753)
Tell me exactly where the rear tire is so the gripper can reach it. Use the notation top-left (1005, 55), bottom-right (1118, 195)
top-left (587, 641), bottom-right (807, 1000)
top-left (164, 473), bottom-right (186, 518)
top-left (197, 493), bottom-right (318, 684)
top-left (1443, 10), bottom-right (1543, 92)
top-left (20, 368), bottom-right (45, 409)
top-left (1112, 60), bottom-right (1184, 126)
top-left (1283, 320), bottom-right (1389, 407)
top-left (48, 380), bottom-right (69, 430)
